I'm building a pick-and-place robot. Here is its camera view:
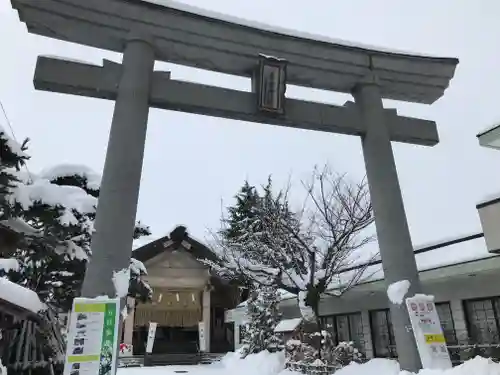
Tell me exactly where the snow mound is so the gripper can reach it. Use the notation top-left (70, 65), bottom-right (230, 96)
top-left (387, 280), bottom-right (411, 305)
top-left (220, 350), bottom-right (285, 375)
top-left (331, 356), bottom-right (500, 375)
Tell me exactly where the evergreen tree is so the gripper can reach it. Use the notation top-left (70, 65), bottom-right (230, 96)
top-left (0, 126), bottom-right (29, 220)
top-left (220, 180), bottom-right (260, 242)
top-left (241, 285), bottom-right (282, 357)
top-left (0, 130), bottom-right (152, 310)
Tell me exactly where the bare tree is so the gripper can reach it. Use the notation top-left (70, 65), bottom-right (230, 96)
top-left (208, 165), bottom-right (377, 332)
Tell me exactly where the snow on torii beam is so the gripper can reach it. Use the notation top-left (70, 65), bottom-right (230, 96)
top-left (33, 57), bottom-right (439, 146)
top-left (12, 0), bottom-right (457, 104)
top-left (12, 0), bottom-right (459, 371)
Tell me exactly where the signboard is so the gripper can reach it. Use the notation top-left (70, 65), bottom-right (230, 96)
top-left (406, 295), bottom-right (452, 370)
top-left (198, 321), bottom-right (206, 352)
top-left (63, 297), bottom-right (120, 375)
top-left (145, 322), bottom-right (157, 354)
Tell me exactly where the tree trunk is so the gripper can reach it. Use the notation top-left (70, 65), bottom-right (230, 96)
top-left (304, 287), bottom-right (323, 360)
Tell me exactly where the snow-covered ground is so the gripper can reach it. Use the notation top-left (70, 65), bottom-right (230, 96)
top-left (117, 351), bottom-right (500, 375)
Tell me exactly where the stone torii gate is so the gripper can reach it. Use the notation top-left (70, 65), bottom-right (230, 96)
top-left (11, 0), bottom-right (458, 371)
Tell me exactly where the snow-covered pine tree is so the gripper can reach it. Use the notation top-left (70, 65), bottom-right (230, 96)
top-left (240, 285), bottom-right (282, 357)
top-left (34, 165), bottom-right (154, 308)
top-left (220, 180), bottom-right (260, 242)
top-left (0, 134), bottom-right (153, 310)
top-left (0, 125), bottom-right (29, 221)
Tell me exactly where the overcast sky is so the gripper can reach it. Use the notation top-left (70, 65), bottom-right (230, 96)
top-left (1, 0), bottom-right (500, 248)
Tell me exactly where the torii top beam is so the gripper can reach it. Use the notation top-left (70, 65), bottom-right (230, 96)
top-left (11, 0), bottom-right (458, 104)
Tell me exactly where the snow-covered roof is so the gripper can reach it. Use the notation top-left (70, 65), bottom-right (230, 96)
top-left (476, 192), bottom-right (500, 208)
top-left (274, 318), bottom-right (302, 333)
top-left (333, 234), bottom-right (494, 290)
top-left (12, 0), bottom-right (458, 106)
top-left (0, 277), bottom-right (46, 313)
top-left (141, 0), bottom-right (444, 59)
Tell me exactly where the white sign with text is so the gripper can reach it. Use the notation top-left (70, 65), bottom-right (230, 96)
top-left (406, 295), bottom-right (452, 370)
top-left (145, 322), bottom-right (157, 354)
top-left (198, 321), bottom-right (206, 352)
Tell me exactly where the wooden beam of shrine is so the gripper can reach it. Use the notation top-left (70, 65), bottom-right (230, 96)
top-left (33, 56), bottom-right (439, 146)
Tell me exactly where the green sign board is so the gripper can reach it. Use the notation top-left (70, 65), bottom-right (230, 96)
top-left (64, 298), bottom-right (120, 375)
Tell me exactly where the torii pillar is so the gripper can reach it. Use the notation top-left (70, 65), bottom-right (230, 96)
top-left (80, 33), bottom-right (155, 299)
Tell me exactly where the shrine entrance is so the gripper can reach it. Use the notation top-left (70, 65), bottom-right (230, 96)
top-left (10, 0), bottom-right (459, 371)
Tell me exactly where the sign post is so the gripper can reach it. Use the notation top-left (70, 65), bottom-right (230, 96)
top-left (63, 297), bottom-right (120, 375)
top-left (198, 322), bottom-right (206, 352)
top-left (406, 295), bottom-right (452, 370)
top-left (145, 322), bottom-right (157, 354)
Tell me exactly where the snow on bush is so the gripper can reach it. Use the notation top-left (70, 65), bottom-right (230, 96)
top-left (387, 280), bottom-right (411, 305)
top-left (332, 342), bottom-right (364, 367)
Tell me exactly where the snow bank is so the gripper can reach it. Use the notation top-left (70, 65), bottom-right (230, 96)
top-left (331, 356), bottom-right (500, 375)
top-left (387, 280), bottom-right (411, 305)
top-left (0, 277), bottom-right (45, 313)
top-left (220, 350), bottom-right (285, 375)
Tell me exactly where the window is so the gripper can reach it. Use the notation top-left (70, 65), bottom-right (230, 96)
top-left (319, 312), bottom-right (365, 353)
top-left (369, 309), bottom-right (397, 358)
top-left (435, 302), bottom-right (457, 344)
top-left (464, 298), bottom-right (500, 359)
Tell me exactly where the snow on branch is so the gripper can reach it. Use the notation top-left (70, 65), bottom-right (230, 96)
top-left (40, 164), bottom-right (101, 191)
top-left (211, 165), bottom-right (376, 322)
top-left (0, 124), bottom-right (29, 160)
top-left (7, 177), bottom-right (97, 226)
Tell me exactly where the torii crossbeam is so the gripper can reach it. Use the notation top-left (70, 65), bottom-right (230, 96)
top-left (11, 0), bottom-right (458, 372)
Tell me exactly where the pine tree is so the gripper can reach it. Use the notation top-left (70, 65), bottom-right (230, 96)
top-left (0, 132), bottom-right (152, 310)
top-left (241, 285), bottom-right (282, 357)
top-left (220, 180), bottom-right (260, 242)
top-left (0, 126), bottom-right (29, 221)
